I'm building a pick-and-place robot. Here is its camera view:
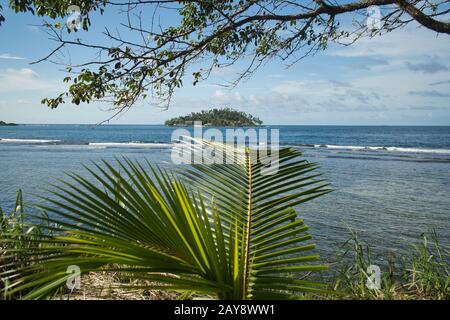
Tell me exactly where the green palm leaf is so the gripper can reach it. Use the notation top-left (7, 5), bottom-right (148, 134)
top-left (0, 140), bottom-right (330, 299)
top-left (176, 139), bottom-right (331, 299)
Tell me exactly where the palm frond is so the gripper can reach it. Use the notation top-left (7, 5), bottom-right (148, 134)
top-left (0, 140), bottom-right (330, 299)
top-left (176, 139), bottom-right (331, 299)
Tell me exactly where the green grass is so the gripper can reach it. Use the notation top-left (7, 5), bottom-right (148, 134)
top-left (1, 190), bottom-right (449, 300)
top-left (323, 228), bottom-right (449, 300)
top-left (0, 190), bottom-right (41, 298)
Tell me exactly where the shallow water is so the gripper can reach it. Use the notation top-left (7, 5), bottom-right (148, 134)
top-left (1, 125), bottom-right (449, 263)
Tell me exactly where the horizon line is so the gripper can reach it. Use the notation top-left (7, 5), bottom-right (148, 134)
top-left (3, 123), bottom-right (450, 127)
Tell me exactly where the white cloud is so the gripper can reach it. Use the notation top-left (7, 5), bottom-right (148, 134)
top-left (205, 67), bottom-right (450, 119)
top-left (16, 99), bottom-right (32, 104)
top-left (211, 66), bottom-right (237, 77)
top-left (266, 74), bottom-right (286, 79)
top-left (26, 25), bottom-right (40, 33)
top-left (0, 53), bottom-right (26, 60)
top-left (212, 89), bottom-right (247, 105)
top-left (213, 89), bottom-right (226, 97)
top-left (0, 68), bottom-right (55, 92)
top-left (329, 26), bottom-right (450, 60)
top-left (270, 79), bottom-right (385, 112)
top-left (10, 68), bottom-right (38, 77)
top-left (196, 83), bottom-right (222, 88)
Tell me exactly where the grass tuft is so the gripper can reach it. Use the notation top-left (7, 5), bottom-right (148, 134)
top-left (327, 228), bottom-right (449, 300)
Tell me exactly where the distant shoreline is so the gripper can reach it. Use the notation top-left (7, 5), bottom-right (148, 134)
top-left (1, 123), bottom-right (450, 127)
top-left (0, 121), bottom-right (18, 126)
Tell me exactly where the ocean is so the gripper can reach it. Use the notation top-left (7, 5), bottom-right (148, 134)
top-left (1, 124), bottom-right (449, 263)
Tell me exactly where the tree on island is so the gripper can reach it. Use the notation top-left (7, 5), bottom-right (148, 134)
top-left (165, 108), bottom-right (263, 126)
top-left (1, 1), bottom-right (449, 116)
top-left (0, 121), bottom-right (18, 126)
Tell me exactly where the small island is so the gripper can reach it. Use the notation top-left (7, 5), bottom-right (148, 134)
top-left (0, 121), bottom-right (18, 126)
top-left (165, 108), bottom-right (263, 127)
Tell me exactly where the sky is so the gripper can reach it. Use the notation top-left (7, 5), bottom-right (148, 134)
top-left (0, 4), bottom-right (449, 125)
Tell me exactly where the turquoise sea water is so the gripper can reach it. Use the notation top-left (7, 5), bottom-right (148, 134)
top-left (1, 125), bottom-right (449, 262)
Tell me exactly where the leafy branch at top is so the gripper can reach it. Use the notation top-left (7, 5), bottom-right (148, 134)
top-left (2, 1), bottom-right (450, 117)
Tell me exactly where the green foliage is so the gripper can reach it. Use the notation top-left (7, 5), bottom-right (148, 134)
top-left (165, 108), bottom-right (263, 127)
top-left (329, 229), bottom-right (449, 300)
top-left (5, 0), bottom-right (106, 30)
top-left (405, 231), bottom-right (450, 299)
top-left (0, 142), bottom-right (330, 300)
top-left (1, 190), bottom-right (27, 298)
top-left (0, 191), bottom-right (55, 299)
top-left (0, 4), bottom-right (4, 26)
top-left (3, 1), bottom-right (448, 112)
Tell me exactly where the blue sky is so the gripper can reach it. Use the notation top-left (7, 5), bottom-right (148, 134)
top-left (0, 5), bottom-right (449, 125)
